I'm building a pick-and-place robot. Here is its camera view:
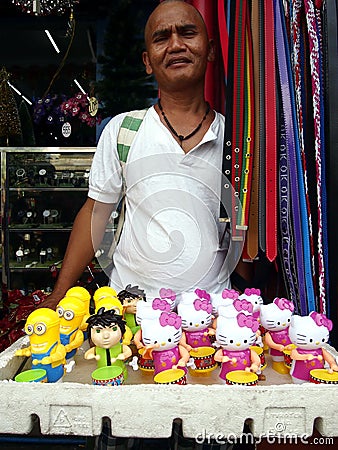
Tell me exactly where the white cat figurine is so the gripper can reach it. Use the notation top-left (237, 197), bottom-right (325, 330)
top-left (289, 311), bottom-right (338, 383)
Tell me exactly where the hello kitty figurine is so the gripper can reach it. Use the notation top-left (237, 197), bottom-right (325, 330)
top-left (157, 288), bottom-right (177, 311)
top-left (238, 288), bottom-right (263, 314)
top-left (134, 298), bottom-right (171, 349)
top-left (210, 289), bottom-right (239, 316)
top-left (260, 297), bottom-right (294, 374)
top-left (214, 313), bottom-right (261, 381)
top-left (177, 292), bottom-right (213, 351)
top-left (289, 312), bottom-right (338, 383)
top-left (140, 311), bottom-right (190, 376)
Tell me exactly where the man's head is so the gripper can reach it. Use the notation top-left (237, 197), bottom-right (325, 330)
top-left (142, 0), bottom-right (214, 92)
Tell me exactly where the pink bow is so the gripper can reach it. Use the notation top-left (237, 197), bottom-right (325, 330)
top-left (152, 298), bottom-right (171, 312)
top-left (222, 289), bottom-right (239, 300)
top-left (237, 312), bottom-right (259, 333)
top-left (274, 297), bottom-right (294, 312)
top-left (159, 288), bottom-right (176, 302)
top-left (244, 288), bottom-right (261, 296)
top-left (159, 312), bottom-right (182, 330)
top-left (194, 299), bottom-right (212, 314)
top-left (233, 299), bottom-right (253, 313)
top-left (310, 312), bottom-right (333, 331)
top-left (195, 289), bottom-right (211, 301)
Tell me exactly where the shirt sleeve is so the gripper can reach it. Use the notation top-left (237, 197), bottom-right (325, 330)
top-left (88, 113), bottom-right (127, 204)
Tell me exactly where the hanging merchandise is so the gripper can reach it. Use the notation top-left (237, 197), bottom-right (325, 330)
top-left (12, 0), bottom-right (80, 16)
top-left (215, 1), bottom-right (330, 316)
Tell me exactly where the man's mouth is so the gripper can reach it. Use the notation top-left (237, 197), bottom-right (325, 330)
top-left (166, 57), bottom-right (191, 67)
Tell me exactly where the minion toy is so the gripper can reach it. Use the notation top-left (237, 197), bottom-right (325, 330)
top-left (56, 296), bottom-right (86, 361)
top-left (65, 286), bottom-right (91, 339)
top-left (95, 296), bottom-right (132, 346)
top-left (93, 286), bottom-right (118, 308)
top-left (15, 308), bottom-right (66, 383)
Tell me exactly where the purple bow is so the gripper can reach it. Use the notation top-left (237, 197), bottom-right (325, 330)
top-left (152, 298), bottom-right (171, 312)
top-left (159, 288), bottom-right (176, 302)
top-left (310, 311), bottom-right (333, 331)
top-left (237, 312), bottom-right (259, 333)
top-left (233, 299), bottom-right (253, 313)
top-left (244, 288), bottom-right (261, 296)
top-left (195, 289), bottom-right (211, 301)
top-left (194, 299), bottom-right (212, 314)
top-left (159, 312), bottom-right (182, 330)
top-left (274, 297), bottom-right (294, 312)
top-left (222, 289), bottom-right (239, 300)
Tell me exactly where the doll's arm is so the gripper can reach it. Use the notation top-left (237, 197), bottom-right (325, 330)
top-left (214, 348), bottom-right (236, 364)
top-left (264, 332), bottom-right (285, 352)
top-left (179, 333), bottom-right (192, 352)
top-left (64, 330), bottom-right (84, 353)
top-left (206, 327), bottom-right (216, 336)
top-left (122, 326), bottom-right (133, 345)
top-left (175, 344), bottom-right (191, 367)
top-left (84, 347), bottom-right (99, 360)
top-left (115, 344), bottom-right (132, 361)
top-left (15, 347), bottom-right (32, 357)
top-left (322, 348), bottom-right (338, 372)
top-left (133, 329), bottom-right (143, 349)
top-left (80, 314), bottom-right (90, 332)
top-left (38, 343), bottom-right (66, 366)
top-left (247, 349), bottom-right (261, 372)
top-left (290, 348), bottom-right (322, 361)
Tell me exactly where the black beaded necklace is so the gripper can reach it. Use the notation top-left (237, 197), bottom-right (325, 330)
top-left (157, 98), bottom-right (210, 146)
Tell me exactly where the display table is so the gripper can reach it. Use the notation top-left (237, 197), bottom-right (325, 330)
top-left (0, 336), bottom-right (337, 440)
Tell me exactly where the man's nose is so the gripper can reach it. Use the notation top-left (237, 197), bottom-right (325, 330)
top-left (168, 33), bottom-right (185, 51)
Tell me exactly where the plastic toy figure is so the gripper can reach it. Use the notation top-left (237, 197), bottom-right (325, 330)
top-left (259, 297), bottom-right (294, 374)
top-left (214, 312), bottom-right (261, 381)
top-left (93, 286), bottom-right (118, 308)
top-left (177, 290), bottom-right (214, 351)
top-left (56, 296), bottom-right (86, 362)
top-left (118, 284), bottom-right (145, 335)
top-left (289, 311), bottom-right (338, 383)
top-left (94, 296), bottom-right (132, 345)
top-left (15, 308), bottom-right (66, 382)
top-left (140, 311), bottom-right (190, 376)
top-left (85, 307), bottom-right (132, 379)
top-left (65, 286), bottom-right (91, 338)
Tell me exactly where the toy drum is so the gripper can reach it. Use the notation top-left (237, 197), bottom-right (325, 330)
top-left (14, 369), bottom-right (47, 383)
top-left (91, 366), bottom-right (124, 386)
top-left (138, 348), bottom-right (154, 372)
top-left (154, 368), bottom-right (187, 385)
top-left (250, 345), bottom-right (267, 370)
top-left (283, 344), bottom-right (296, 369)
top-left (310, 369), bottom-right (338, 385)
top-left (189, 346), bottom-right (217, 375)
top-left (225, 370), bottom-right (258, 386)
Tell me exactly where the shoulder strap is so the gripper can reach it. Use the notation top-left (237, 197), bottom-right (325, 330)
top-left (107, 108), bottom-right (148, 260)
top-left (117, 108), bottom-right (148, 163)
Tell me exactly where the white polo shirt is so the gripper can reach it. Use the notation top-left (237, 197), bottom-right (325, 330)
top-left (89, 106), bottom-right (232, 298)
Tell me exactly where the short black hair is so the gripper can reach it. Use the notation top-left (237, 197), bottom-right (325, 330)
top-left (118, 284), bottom-right (146, 302)
top-left (86, 307), bottom-right (126, 337)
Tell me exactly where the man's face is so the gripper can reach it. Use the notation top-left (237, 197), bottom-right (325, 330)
top-left (142, 2), bottom-right (214, 91)
top-left (90, 324), bottom-right (122, 349)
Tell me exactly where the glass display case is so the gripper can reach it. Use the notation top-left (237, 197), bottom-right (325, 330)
top-left (1, 147), bottom-right (98, 294)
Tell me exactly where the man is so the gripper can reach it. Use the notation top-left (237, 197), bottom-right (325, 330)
top-left (43, 0), bottom-right (234, 320)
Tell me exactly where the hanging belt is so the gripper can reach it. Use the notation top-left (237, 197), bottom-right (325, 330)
top-left (247, 0), bottom-right (260, 260)
top-left (275, 0), bottom-right (309, 314)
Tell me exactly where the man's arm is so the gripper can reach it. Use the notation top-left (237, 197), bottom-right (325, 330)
top-left (41, 197), bottom-right (116, 309)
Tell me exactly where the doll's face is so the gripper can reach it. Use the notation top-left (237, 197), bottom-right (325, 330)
top-left (90, 324), bottom-right (122, 349)
top-left (178, 302), bottom-right (212, 331)
top-left (259, 303), bottom-right (292, 331)
top-left (216, 316), bottom-right (256, 351)
top-left (289, 315), bottom-right (329, 350)
top-left (123, 296), bottom-right (140, 314)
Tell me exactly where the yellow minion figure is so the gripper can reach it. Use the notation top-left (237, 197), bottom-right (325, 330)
top-left (95, 296), bottom-right (132, 346)
top-left (56, 296), bottom-right (86, 361)
top-left (93, 286), bottom-right (118, 308)
top-left (15, 308), bottom-right (66, 382)
top-left (65, 286), bottom-right (91, 337)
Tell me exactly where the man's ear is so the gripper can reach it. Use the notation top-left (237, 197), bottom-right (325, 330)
top-left (207, 39), bottom-right (216, 63)
top-left (142, 51), bottom-right (153, 75)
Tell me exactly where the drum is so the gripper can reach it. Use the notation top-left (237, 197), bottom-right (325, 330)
top-left (310, 369), bottom-right (338, 385)
top-left (189, 346), bottom-right (217, 375)
top-left (225, 370), bottom-right (258, 386)
top-left (91, 366), bottom-right (124, 386)
top-left (138, 348), bottom-right (154, 372)
top-left (283, 344), bottom-right (296, 369)
top-left (154, 368), bottom-right (187, 385)
top-left (250, 345), bottom-right (267, 370)
top-left (14, 369), bottom-right (47, 383)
